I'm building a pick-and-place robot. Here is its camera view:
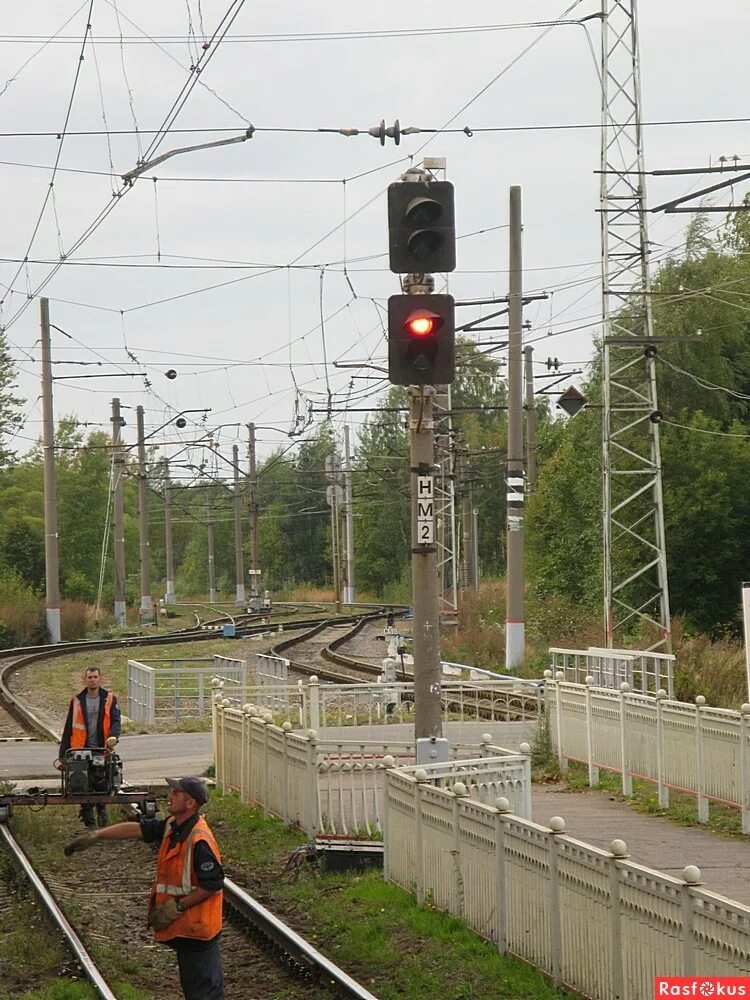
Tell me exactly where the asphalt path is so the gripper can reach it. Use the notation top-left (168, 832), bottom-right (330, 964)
top-left (0, 733), bottom-right (213, 783)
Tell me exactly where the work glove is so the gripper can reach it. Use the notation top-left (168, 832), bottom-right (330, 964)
top-left (63, 831), bottom-right (98, 856)
top-left (147, 898), bottom-right (180, 931)
top-left (105, 737), bottom-right (118, 749)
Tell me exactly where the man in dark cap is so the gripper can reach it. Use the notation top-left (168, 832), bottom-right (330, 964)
top-left (64, 776), bottom-right (224, 1000)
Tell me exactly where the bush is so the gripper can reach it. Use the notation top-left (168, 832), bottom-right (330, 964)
top-left (0, 621), bottom-right (13, 649)
top-left (62, 570), bottom-right (96, 605)
top-left (0, 571), bottom-right (48, 646)
top-left (670, 618), bottom-right (747, 708)
top-left (60, 600), bottom-right (88, 640)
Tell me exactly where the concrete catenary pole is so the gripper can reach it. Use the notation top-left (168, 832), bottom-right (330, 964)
top-left (136, 405), bottom-right (153, 622)
top-left (163, 457), bottom-right (177, 604)
top-left (343, 425), bottom-right (355, 605)
top-left (410, 386), bottom-right (443, 739)
top-left (40, 299), bottom-right (61, 642)
top-left (505, 186), bottom-right (525, 668)
top-left (460, 447), bottom-right (477, 591)
top-left (472, 508), bottom-right (480, 593)
top-left (233, 443), bottom-right (245, 607)
top-left (206, 489), bottom-right (217, 603)
top-left (327, 454), bottom-right (342, 614)
top-left (111, 398), bottom-right (127, 625)
top-left (247, 423), bottom-right (259, 607)
top-left (524, 345), bottom-right (537, 492)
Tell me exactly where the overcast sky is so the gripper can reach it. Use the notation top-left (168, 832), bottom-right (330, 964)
top-left (1, 1), bottom-right (748, 472)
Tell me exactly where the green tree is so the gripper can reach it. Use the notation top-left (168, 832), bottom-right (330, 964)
top-left (0, 331), bottom-right (24, 468)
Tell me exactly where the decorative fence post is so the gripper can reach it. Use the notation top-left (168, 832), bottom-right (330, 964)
top-left (281, 721), bottom-right (292, 824)
top-left (608, 838), bottom-right (628, 1000)
top-left (494, 796), bottom-right (511, 955)
top-left (695, 695), bottom-right (709, 823)
top-left (240, 703), bottom-right (251, 802)
top-left (585, 676), bottom-right (599, 787)
top-left (451, 781), bottom-right (468, 918)
top-left (555, 671), bottom-right (567, 773)
top-left (414, 768), bottom-right (429, 905)
top-left (547, 816), bottom-right (565, 984)
top-left (211, 678), bottom-right (223, 785)
top-left (656, 689), bottom-right (669, 808)
top-left (306, 729), bottom-right (319, 836)
top-left (519, 741), bottom-right (532, 818)
top-left (381, 754), bottom-right (395, 881)
top-left (619, 682), bottom-right (633, 797)
top-left (219, 697), bottom-right (230, 793)
top-left (308, 676), bottom-right (321, 733)
top-left (681, 865), bottom-right (702, 975)
top-left (741, 703), bottom-right (750, 835)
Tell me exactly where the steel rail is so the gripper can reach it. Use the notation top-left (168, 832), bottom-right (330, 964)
top-left (0, 823), bottom-right (117, 999)
top-left (0, 824), bottom-right (378, 999)
top-left (224, 877), bottom-right (379, 1000)
top-left (269, 614), bottom-right (389, 683)
top-left (0, 609), bottom-right (400, 741)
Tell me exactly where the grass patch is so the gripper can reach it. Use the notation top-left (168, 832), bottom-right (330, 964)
top-left (6, 982), bottom-right (152, 1000)
top-left (562, 761), bottom-right (750, 840)
top-left (210, 792), bottom-right (574, 1000)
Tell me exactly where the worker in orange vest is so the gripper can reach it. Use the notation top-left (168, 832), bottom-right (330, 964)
top-left (58, 666), bottom-right (121, 830)
top-left (64, 776), bottom-right (224, 1000)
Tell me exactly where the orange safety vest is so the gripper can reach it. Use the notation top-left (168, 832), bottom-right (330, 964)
top-left (70, 692), bottom-right (114, 749)
top-left (148, 816), bottom-right (223, 943)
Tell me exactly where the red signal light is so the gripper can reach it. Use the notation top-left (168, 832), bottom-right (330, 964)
top-left (405, 311), bottom-right (440, 337)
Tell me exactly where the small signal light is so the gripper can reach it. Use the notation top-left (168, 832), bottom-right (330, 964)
top-left (406, 312), bottom-right (438, 337)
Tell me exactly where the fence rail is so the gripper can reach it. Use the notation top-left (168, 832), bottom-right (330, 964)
top-left (219, 676), bottom-right (541, 736)
top-left (127, 655), bottom-right (247, 723)
top-left (384, 768), bottom-right (750, 999)
top-left (545, 673), bottom-right (750, 832)
top-left (549, 646), bottom-right (675, 698)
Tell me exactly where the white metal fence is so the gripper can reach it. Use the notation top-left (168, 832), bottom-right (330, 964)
top-left (549, 646), bottom-right (675, 698)
top-left (544, 673), bottom-right (750, 832)
top-left (212, 694), bottom-right (531, 837)
top-left (255, 653), bottom-right (289, 715)
top-left (127, 655), bottom-right (247, 723)
top-left (384, 770), bottom-right (750, 997)
top-left (218, 675), bottom-right (541, 737)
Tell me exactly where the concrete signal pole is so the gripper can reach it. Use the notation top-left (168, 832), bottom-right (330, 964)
top-left (136, 405), bottom-right (153, 623)
top-left (163, 458), bottom-right (177, 604)
top-left (40, 299), bottom-right (61, 642)
top-left (232, 444), bottom-right (245, 607)
top-left (326, 454), bottom-right (342, 614)
top-left (410, 385), bottom-right (442, 739)
top-left (505, 186), bottom-right (525, 668)
top-left (343, 425), bottom-right (355, 605)
top-left (206, 490), bottom-right (217, 603)
top-left (111, 398), bottom-right (127, 625)
top-left (247, 423), bottom-right (259, 608)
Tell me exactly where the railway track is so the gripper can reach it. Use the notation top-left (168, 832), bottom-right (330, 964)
top-left (270, 614), bottom-right (412, 684)
top-left (0, 822), bottom-right (378, 999)
top-left (0, 607), bottom-right (399, 741)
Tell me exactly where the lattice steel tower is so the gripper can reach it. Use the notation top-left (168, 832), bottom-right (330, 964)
top-left (600, 0), bottom-right (671, 648)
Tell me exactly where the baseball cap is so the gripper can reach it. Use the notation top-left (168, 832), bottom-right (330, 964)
top-left (165, 776), bottom-right (209, 806)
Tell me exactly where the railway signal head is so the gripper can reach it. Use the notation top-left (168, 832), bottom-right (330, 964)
top-left (387, 180), bottom-right (456, 274)
top-left (388, 293), bottom-right (455, 385)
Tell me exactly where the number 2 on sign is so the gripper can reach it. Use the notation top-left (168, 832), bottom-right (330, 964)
top-left (418, 521), bottom-right (434, 543)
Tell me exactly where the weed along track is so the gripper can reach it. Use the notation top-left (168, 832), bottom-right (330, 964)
top-left (1, 814), bottom-right (378, 999)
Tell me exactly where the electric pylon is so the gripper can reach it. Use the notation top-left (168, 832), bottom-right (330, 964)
top-left (600, 0), bottom-right (671, 649)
